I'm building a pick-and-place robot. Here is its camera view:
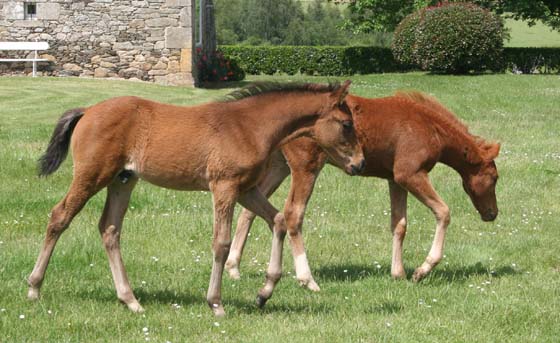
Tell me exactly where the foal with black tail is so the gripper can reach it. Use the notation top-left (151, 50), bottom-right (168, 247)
top-left (27, 81), bottom-right (364, 316)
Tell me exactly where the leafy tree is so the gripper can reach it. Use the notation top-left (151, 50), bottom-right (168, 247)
top-left (337, 0), bottom-right (560, 33)
top-left (338, 0), bottom-right (436, 33)
top-left (475, 0), bottom-right (560, 31)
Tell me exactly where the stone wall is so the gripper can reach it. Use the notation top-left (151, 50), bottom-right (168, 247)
top-left (0, 0), bottom-right (195, 85)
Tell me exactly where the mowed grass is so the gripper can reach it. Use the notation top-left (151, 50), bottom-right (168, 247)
top-left (505, 17), bottom-right (560, 47)
top-left (0, 74), bottom-right (559, 342)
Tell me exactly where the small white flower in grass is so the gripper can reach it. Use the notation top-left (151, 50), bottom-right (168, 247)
top-left (376, 265), bottom-right (381, 269)
top-left (512, 263), bottom-right (517, 267)
top-left (343, 269), bottom-right (348, 273)
top-left (214, 322), bottom-right (220, 327)
top-left (145, 338), bottom-right (150, 341)
top-left (221, 330), bottom-right (226, 334)
top-left (432, 299), bottom-right (437, 303)
top-left (168, 326), bottom-right (173, 330)
top-left (386, 322), bottom-right (392, 328)
top-left (89, 263), bottom-right (94, 267)
top-left (142, 327), bottom-right (149, 333)
top-left (344, 296), bottom-right (349, 300)
top-left (47, 310), bottom-right (52, 315)
top-left (19, 314), bottom-right (25, 319)
top-left (141, 281), bottom-right (147, 285)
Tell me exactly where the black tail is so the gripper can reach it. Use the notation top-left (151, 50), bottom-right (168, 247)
top-left (38, 108), bottom-right (86, 177)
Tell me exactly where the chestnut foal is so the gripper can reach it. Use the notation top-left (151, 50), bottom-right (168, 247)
top-left (27, 81), bottom-right (365, 316)
top-left (226, 91), bottom-right (500, 289)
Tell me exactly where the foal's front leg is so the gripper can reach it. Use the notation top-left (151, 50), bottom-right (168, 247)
top-left (207, 183), bottom-right (237, 317)
top-left (397, 172), bottom-right (450, 282)
top-left (238, 187), bottom-right (288, 308)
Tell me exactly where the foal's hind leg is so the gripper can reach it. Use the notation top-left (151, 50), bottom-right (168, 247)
top-left (226, 156), bottom-right (290, 280)
top-left (98, 177), bottom-right (143, 312)
top-left (238, 187), bottom-right (287, 308)
top-left (388, 180), bottom-right (408, 280)
top-left (396, 171), bottom-right (450, 282)
top-left (28, 174), bottom-right (110, 300)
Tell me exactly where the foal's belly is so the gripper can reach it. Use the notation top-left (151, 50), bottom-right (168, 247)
top-left (128, 160), bottom-right (210, 191)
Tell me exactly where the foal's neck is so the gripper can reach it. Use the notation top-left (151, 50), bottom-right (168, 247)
top-left (439, 130), bottom-right (480, 175)
top-left (244, 92), bottom-right (327, 155)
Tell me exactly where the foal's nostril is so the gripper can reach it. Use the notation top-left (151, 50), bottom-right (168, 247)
top-left (350, 160), bottom-right (365, 175)
top-left (358, 159), bottom-right (366, 172)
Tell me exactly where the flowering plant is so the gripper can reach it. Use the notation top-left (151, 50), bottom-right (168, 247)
top-left (196, 48), bottom-right (245, 82)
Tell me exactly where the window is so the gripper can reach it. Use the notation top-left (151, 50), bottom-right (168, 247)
top-left (24, 2), bottom-right (37, 20)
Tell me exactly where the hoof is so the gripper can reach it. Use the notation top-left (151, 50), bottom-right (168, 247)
top-left (256, 295), bottom-right (268, 309)
top-left (227, 267), bottom-right (241, 280)
top-left (211, 304), bottom-right (226, 317)
top-left (27, 287), bottom-right (40, 301)
top-left (126, 301), bottom-right (145, 313)
top-left (412, 268), bottom-right (427, 283)
top-left (299, 278), bottom-right (321, 292)
top-left (391, 271), bottom-right (407, 280)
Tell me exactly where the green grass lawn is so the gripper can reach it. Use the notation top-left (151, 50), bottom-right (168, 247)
top-left (0, 74), bottom-right (559, 342)
top-left (505, 18), bottom-right (560, 47)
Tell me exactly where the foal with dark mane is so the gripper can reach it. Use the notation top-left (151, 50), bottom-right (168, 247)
top-left (27, 81), bottom-right (365, 316)
top-left (226, 91), bottom-right (500, 289)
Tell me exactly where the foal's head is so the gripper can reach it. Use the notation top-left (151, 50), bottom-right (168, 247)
top-left (312, 80), bottom-right (365, 175)
top-left (462, 141), bottom-right (500, 221)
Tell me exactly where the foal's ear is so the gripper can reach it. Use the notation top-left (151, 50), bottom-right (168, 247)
top-left (330, 80), bottom-right (352, 106)
top-left (482, 142), bottom-right (501, 161)
top-left (345, 95), bottom-right (362, 115)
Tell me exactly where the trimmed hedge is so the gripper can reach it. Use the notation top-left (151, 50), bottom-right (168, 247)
top-left (219, 46), bottom-right (410, 76)
top-left (219, 45), bottom-right (560, 75)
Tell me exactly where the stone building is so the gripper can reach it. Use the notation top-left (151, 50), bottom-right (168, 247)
top-left (0, 0), bottom-right (196, 85)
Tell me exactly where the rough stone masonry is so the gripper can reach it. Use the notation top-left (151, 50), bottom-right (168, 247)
top-left (0, 0), bottom-right (195, 85)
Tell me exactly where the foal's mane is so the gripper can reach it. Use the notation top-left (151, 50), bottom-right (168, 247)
top-left (223, 82), bottom-right (341, 102)
top-left (394, 91), bottom-right (485, 161)
top-left (394, 91), bottom-right (469, 133)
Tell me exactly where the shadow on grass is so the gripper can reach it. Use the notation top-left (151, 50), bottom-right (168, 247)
top-left (314, 263), bottom-right (387, 282)
top-left (364, 301), bottom-right (405, 315)
top-left (314, 262), bottom-right (520, 284)
top-left (77, 286), bottom-right (335, 314)
top-left (423, 263), bottom-right (519, 284)
top-left (77, 287), bottom-right (199, 306)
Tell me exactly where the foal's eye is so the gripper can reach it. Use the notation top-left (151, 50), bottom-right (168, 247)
top-left (342, 121), bottom-right (353, 132)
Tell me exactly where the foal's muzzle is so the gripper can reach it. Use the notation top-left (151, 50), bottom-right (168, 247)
top-left (481, 209), bottom-right (498, 222)
top-left (350, 159), bottom-right (366, 176)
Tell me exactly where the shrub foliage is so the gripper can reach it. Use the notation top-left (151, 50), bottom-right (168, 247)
top-left (195, 48), bottom-right (245, 83)
top-left (219, 46), bottom-right (408, 76)
top-left (218, 45), bottom-right (560, 76)
top-left (392, 2), bottom-right (506, 74)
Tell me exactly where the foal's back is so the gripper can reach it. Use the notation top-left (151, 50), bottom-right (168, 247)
top-left (72, 96), bottom-right (260, 191)
top-left (348, 94), bottom-right (449, 178)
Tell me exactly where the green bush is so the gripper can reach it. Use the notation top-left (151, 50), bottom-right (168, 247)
top-left (391, 10), bottom-right (422, 67)
top-left (219, 46), bottom-right (408, 76)
top-left (392, 2), bottom-right (506, 74)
